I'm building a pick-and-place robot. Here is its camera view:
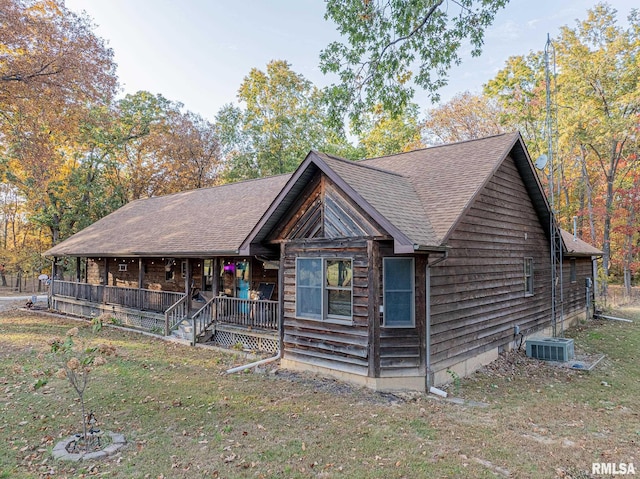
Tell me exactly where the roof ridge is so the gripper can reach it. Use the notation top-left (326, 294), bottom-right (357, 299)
top-left (359, 131), bottom-right (517, 163)
top-left (133, 172), bottom-right (293, 202)
top-left (315, 151), bottom-right (407, 178)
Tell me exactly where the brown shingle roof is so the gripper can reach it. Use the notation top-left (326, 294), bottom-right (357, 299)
top-left (360, 132), bottom-right (520, 243)
top-left (45, 174), bottom-right (291, 257)
top-left (560, 229), bottom-right (603, 256)
top-left (316, 153), bottom-right (439, 247)
top-left (241, 134), bottom-right (523, 254)
top-left (47, 131), bottom-right (601, 259)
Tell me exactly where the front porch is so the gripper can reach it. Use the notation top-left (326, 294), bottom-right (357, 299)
top-left (50, 280), bottom-right (279, 353)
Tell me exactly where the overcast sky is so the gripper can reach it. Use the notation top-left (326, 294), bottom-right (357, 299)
top-left (64, 0), bottom-right (638, 123)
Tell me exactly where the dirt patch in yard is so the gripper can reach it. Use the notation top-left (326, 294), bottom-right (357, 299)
top-left (0, 299), bottom-right (30, 313)
top-left (264, 367), bottom-right (408, 406)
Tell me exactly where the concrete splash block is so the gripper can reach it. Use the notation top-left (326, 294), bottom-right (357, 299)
top-left (52, 431), bottom-right (126, 461)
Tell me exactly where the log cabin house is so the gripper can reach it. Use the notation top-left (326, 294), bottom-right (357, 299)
top-left (45, 132), bottom-right (602, 390)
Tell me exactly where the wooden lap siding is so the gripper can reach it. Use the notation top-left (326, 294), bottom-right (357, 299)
top-left (278, 173), bottom-right (428, 378)
top-left (377, 242), bottom-right (426, 378)
top-left (563, 257), bottom-right (593, 319)
top-left (282, 240), bottom-right (371, 375)
top-left (429, 155), bottom-right (553, 371)
top-left (277, 178), bottom-right (374, 376)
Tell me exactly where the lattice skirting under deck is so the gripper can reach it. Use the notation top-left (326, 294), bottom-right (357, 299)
top-left (211, 329), bottom-right (279, 354)
top-left (51, 297), bottom-right (165, 333)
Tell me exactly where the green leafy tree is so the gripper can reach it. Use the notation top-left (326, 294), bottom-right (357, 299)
top-left (216, 60), bottom-right (352, 181)
top-left (320, 0), bottom-right (509, 132)
top-left (483, 52), bottom-right (548, 158)
top-left (106, 91), bottom-right (178, 201)
top-left (358, 103), bottom-right (424, 157)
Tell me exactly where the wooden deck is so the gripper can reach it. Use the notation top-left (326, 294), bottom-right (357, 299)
top-left (50, 281), bottom-right (279, 341)
top-left (51, 280), bottom-right (185, 313)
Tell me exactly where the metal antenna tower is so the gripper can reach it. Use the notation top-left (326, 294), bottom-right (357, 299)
top-left (544, 34), bottom-right (563, 337)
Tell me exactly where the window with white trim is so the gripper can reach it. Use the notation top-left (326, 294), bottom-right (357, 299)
top-left (524, 257), bottom-right (534, 296)
top-left (383, 257), bottom-right (415, 327)
top-left (296, 258), bottom-right (353, 322)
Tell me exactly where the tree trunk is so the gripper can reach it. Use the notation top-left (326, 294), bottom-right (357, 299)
top-left (579, 146), bottom-right (597, 244)
top-left (600, 137), bottom-right (622, 299)
top-left (602, 174), bottom-right (613, 279)
top-left (622, 199), bottom-right (636, 299)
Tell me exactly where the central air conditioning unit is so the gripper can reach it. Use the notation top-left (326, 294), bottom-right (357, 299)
top-left (526, 338), bottom-right (574, 362)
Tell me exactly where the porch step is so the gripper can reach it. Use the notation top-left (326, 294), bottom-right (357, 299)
top-left (171, 320), bottom-right (194, 340)
top-left (170, 318), bottom-right (211, 341)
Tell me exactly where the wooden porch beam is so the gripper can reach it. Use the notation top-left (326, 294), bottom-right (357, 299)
top-left (367, 240), bottom-right (381, 378)
top-left (103, 258), bottom-right (109, 303)
top-left (213, 257), bottom-right (220, 296)
top-left (278, 243), bottom-right (285, 354)
top-left (185, 258), bottom-right (192, 315)
top-left (138, 258), bottom-right (144, 289)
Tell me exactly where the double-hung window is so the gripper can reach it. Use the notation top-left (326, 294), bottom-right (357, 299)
top-left (524, 257), bottom-right (534, 296)
top-left (383, 257), bottom-right (415, 327)
top-left (296, 258), bottom-right (353, 322)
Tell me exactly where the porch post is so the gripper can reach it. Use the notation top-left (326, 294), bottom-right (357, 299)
top-left (75, 258), bottom-right (81, 282)
top-left (200, 260), bottom-right (206, 291)
top-left (212, 257), bottom-right (220, 296)
top-left (138, 258), bottom-right (144, 310)
top-left (74, 258), bottom-right (80, 300)
top-left (367, 240), bottom-right (381, 379)
top-left (104, 258), bottom-right (109, 285)
top-left (50, 257), bottom-right (57, 308)
top-left (425, 260), bottom-right (432, 390)
top-left (185, 258), bottom-right (192, 315)
top-left (278, 243), bottom-right (285, 354)
top-left (138, 258), bottom-right (144, 288)
top-left (103, 258), bottom-right (109, 304)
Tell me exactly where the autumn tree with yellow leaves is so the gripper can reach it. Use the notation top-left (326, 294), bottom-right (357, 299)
top-left (0, 0), bottom-right (222, 278)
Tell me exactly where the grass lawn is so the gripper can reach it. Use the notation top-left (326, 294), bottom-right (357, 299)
top-left (1, 306), bottom-right (639, 479)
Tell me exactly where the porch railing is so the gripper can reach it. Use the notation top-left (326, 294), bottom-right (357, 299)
top-left (164, 294), bottom-right (189, 336)
top-left (216, 296), bottom-right (278, 330)
top-left (51, 280), bottom-right (186, 314)
top-left (191, 297), bottom-right (217, 345)
top-left (51, 281), bottom-right (278, 339)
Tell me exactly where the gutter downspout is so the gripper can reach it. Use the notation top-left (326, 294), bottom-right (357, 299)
top-left (225, 351), bottom-right (281, 374)
top-left (426, 251), bottom-right (448, 392)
